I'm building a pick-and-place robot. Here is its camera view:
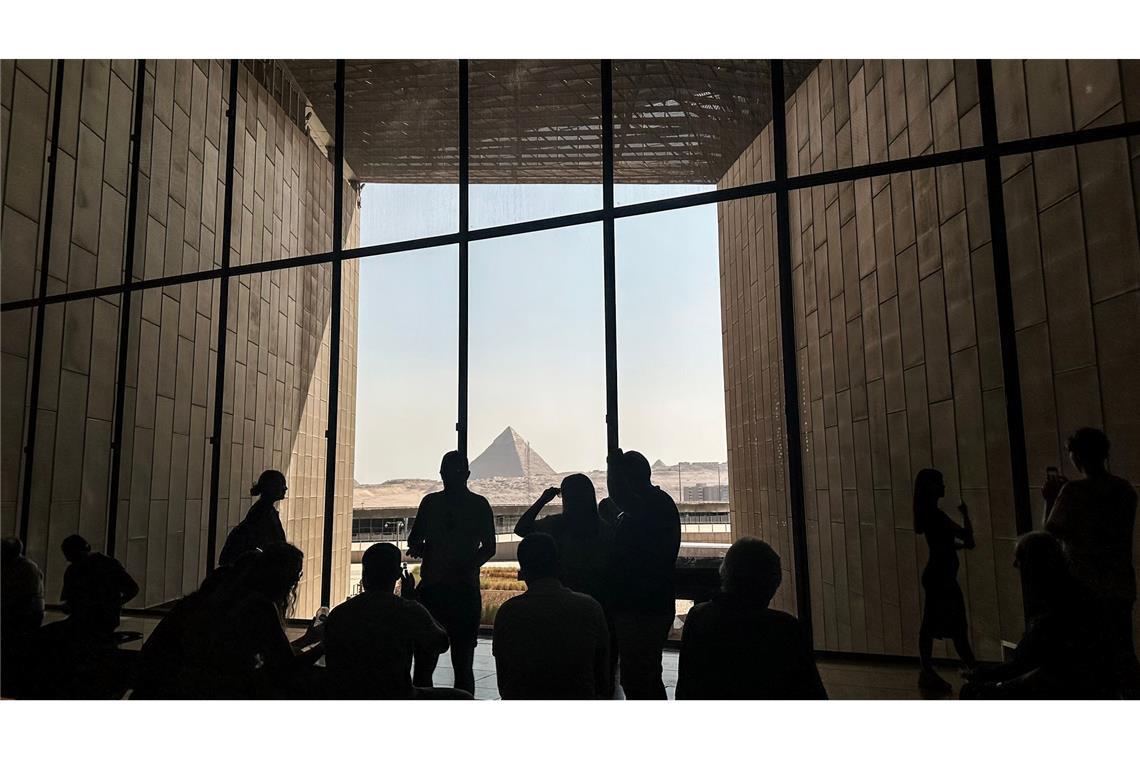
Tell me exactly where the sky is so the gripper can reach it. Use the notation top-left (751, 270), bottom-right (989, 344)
top-left (353, 183), bottom-right (728, 482)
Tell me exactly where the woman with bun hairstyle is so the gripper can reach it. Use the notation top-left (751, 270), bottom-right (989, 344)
top-left (218, 470), bottom-right (289, 567)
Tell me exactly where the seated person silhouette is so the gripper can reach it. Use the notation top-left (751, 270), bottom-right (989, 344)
top-left (59, 534), bottom-right (139, 640)
top-left (961, 532), bottom-right (1118, 699)
top-left (324, 543), bottom-right (469, 699)
top-left (1, 537), bottom-right (45, 697)
top-left (493, 532), bottom-right (611, 699)
top-left (136, 542), bottom-right (323, 698)
top-left (25, 535), bottom-right (139, 698)
top-left (219, 469), bottom-right (289, 567)
top-left (676, 537), bottom-right (826, 699)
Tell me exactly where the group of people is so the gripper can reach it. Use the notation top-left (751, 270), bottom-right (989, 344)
top-left (1, 426), bottom-right (1135, 700)
top-left (915, 427), bottom-right (1137, 698)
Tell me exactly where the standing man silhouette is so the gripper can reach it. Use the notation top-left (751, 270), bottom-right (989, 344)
top-left (605, 448), bottom-right (681, 699)
top-left (407, 450), bottom-right (496, 695)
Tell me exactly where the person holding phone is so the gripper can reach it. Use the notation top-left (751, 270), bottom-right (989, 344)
top-left (513, 473), bottom-right (614, 606)
top-left (1044, 427), bottom-right (1138, 695)
top-left (913, 468), bottom-right (978, 693)
top-left (1042, 466), bottom-right (1068, 523)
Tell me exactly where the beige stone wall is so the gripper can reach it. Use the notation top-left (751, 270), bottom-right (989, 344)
top-left (719, 59), bottom-right (1140, 658)
top-left (1, 60), bottom-right (358, 612)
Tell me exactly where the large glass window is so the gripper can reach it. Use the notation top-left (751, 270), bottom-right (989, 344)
top-left (3, 58), bottom-right (1137, 663)
top-left (468, 224), bottom-right (606, 507)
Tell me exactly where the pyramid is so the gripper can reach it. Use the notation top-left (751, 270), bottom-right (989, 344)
top-left (469, 426), bottom-right (557, 479)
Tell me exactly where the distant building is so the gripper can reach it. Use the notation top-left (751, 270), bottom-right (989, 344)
top-left (683, 483), bottom-right (729, 503)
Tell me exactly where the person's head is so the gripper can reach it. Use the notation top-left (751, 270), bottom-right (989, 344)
top-left (2, 536), bottom-right (23, 564)
top-left (619, 450), bottom-right (652, 492)
top-left (720, 537), bottom-right (782, 606)
top-left (440, 450), bottom-right (470, 490)
top-left (251, 469), bottom-right (288, 502)
top-left (1014, 531), bottom-right (1072, 607)
top-left (244, 542), bottom-right (304, 618)
top-left (560, 473), bottom-right (599, 534)
top-left (360, 543), bottom-right (403, 593)
top-left (61, 534), bottom-right (92, 563)
top-left (517, 533), bottom-right (560, 584)
top-left (912, 469), bottom-right (945, 534)
top-left (1066, 427), bottom-right (1110, 475)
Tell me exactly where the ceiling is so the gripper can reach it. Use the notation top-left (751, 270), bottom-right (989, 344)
top-left (282, 60), bottom-right (816, 184)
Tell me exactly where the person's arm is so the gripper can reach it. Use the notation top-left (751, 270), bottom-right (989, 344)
top-left (514, 487), bottom-right (559, 537)
top-left (474, 499), bottom-right (497, 568)
top-left (606, 448), bottom-right (635, 511)
top-left (60, 565), bottom-right (74, 612)
top-left (954, 504), bottom-right (975, 550)
top-left (115, 560), bottom-right (140, 605)
top-left (406, 496), bottom-right (430, 558)
top-left (1043, 484), bottom-right (1074, 540)
top-left (591, 604), bottom-right (612, 699)
top-left (1041, 474), bottom-right (1069, 523)
top-left (413, 602), bottom-right (449, 655)
top-left (791, 624), bottom-right (828, 699)
top-left (675, 606), bottom-right (704, 700)
top-left (492, 611), bottom-right (514, 699)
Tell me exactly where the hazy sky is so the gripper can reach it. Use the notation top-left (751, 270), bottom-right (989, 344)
top-left (353, 183), bottom-right (728, 482)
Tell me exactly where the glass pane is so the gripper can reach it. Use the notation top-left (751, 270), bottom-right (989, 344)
top-left (469, 60), bottom-right (602, 228)
top-left (117, 282), bottom-right (217, 606)
top-left (709, 197), bottom-right (798, 618)
top-left (209, 60), bottom-right (345, 268)
top-left (20, 295), bottom-right (122, 601)
top-left (614, 60), bottom-right (776, 206)
top-left (775, 161), bottom-right (1018, 659)
top-left (469, 224), bottom-right (606, 505)
top-left (310, 60), bottom-right (460, 245)
top-left (784, 60), bottom-right (983, 178)
top-left (1, 60), bottom-right (139, 300)
top-left (1002, 137), bottom-right (1140, 520)
top-left (351, 244), bottom-right (458, 507)
top-left (617, 202), bottom-right (735, 642)
top-left (217, 267), bottom-right (335, 615)
top-left (0, 305), bottom-right (34, 537)
top-left (133, 60), bottom-right (231, 279)
top-left (993, 59), bottom-right (1129, 143)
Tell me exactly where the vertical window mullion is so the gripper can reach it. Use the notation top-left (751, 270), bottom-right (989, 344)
top-left (602, 60), bottom-right (619, 454)
top-left (105, 59), bottom-right (148, 558)
top-left (976, 60), bottom-right (1033, 536)
top-left (205, 59), bottom-right (241, 572)
top-left (458, 60), bottom-right (470, 457)
top-left (320, 60), bottom-right (346, 607)
top-left (770, 59), bottom-right (814, 643)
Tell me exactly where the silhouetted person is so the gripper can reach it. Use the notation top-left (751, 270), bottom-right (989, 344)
top-left (23, 536), bottom-right (139, 698)
top-left (913, 469), bottom-right (977, 693)
top-left (493, 533), bottom-right (611, 699)
top-left (961, 532), bottom-right (1117, 699)
top-left (514, 473), bottom-right (614, 604)
top-left (605, 448), bottom-right (681, 699)
top-left (406, 450), bottom-right (496, 695)
top-left (1, 537), bottom-right (44, 697)
top-left (676, 537), bottom-right (825, 699)
top-left (324, 543), bottom-right (469, 699)
top-left (137, 542), bottom-right (323, 698)
top-left (218, 469), bottom-right (288, 567)
top-left (1043, 427), bottom-right (1138, 692)
top-left (59, 534), bottom-right (138, 638)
